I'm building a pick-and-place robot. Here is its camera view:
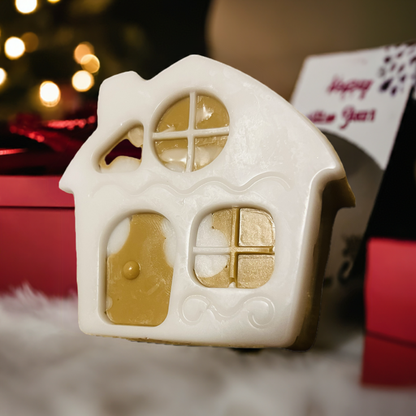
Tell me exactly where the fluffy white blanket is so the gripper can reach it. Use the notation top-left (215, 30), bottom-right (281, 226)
top-left (1, 286), bottom-right (415, 416)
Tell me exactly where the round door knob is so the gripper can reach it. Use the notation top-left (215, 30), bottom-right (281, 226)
top-left (122, 261), bottom-right (140, 280)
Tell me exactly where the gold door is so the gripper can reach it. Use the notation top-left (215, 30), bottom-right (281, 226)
top-left (106, 213), bottom-right (174, 326)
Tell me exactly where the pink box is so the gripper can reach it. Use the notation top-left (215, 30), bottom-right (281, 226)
top-left (0, 176), bottom-right (76, 296)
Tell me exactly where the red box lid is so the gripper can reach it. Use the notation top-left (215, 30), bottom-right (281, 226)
top-left (0, 176), bottom-right (74, 208)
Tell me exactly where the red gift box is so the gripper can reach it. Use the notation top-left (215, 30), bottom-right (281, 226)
top-left (362, 238), bottom-right (416, 386)
top-left (0, 175), bottom-right (76, 296)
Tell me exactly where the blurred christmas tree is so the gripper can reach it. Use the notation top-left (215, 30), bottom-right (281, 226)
top-left (0, 0), bottom-right (211, 120)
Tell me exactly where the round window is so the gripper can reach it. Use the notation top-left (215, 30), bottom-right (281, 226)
top-left (153, 92), bottom-right (229, 172)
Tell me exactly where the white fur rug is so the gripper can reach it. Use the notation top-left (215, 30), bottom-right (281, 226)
top-left (1, 286), bottom-right (415, 416)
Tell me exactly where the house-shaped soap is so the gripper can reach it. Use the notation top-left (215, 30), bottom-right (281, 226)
top-left (60, 55), bottom-right (354, 349)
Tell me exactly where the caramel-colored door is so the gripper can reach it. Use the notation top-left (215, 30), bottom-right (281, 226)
top-left (106, 213), bottom-right (174, 326)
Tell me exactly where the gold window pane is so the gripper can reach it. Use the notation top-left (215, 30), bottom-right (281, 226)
top-left (237, 255), bottom-right (275, 289)
top-left (154, 138), bottom-right (188, 172)
top-left (239, 208), bottom-right (275, 247)
top-left (193, 135), bottom-right (228, 171)
top-left (196, 95), bottom-right (229, 129)
top-left (156, 96), bottom-right (190, 132)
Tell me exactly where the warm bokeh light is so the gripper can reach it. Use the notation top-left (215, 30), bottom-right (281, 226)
top-left (47, 0), bottom-right (60, 3)
top-left (73, 42), bottom-right (94, 64)
top-left (21, 32), bottom-right (39, 52)
top-left (15, 0), bottom-right (38, 14)
top-left (39, 81), bottom-right (61, 107)
top-left (80, 54), bottom-right (100, 73)
top-left (72, 70), bottom-right (94, 92)
top-left (4, 37), bottom-right (25, 60)
top-left (0, 68), bottom-right (7, 86)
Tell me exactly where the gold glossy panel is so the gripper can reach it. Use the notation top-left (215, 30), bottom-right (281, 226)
top-left (154, 138), bottom-right (188, 172)
top-left (196, 95), bottom-right (229, 129)
top-left (239, 208), bottom-right (275, 246)
top-left (106, 214), bottom-right (174, 326)
top-left (237, 255), bottom-right (275, 288)
top-left (156, 97), bottom-right (190, 132)
top-left (194, 136), bottom-right (228, 171)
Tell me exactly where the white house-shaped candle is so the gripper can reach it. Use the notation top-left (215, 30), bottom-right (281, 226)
top-left (60, 55), bottom-right (354, 349)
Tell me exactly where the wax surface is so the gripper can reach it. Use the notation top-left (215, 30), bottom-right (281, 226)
top-left (60, 56), bottom-right (355, 348)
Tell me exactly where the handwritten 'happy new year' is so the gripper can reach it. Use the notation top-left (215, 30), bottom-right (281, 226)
top-left (327, 76), bottom-right (373, 99)
top-left (307, 77), bottom-right (376, 129)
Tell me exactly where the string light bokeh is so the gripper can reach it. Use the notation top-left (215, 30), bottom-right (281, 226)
top-left (73, 42), bottom-right (94, 64)
top-left (15, 0), bottom-right (38, 15)
top-left (72, 70), bottom-right (94, 92)
top-left (39, 81), bottom-right (60, 107)
top-left (0, 68), bottom-right (7, 86)
top-left (81, 54), bottom-right (100, 74)
top-left (1, 3), bottom-right (101, 111)
top-left (21, 32), bottom-right (39, 53)
top-left (4, 37), bottom-right (25, 60)
top-left (0, 0), bottom-right (210, 118)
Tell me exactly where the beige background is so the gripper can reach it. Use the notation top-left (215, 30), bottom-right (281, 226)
top-left (207, 0), bottom-right (416, 100)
